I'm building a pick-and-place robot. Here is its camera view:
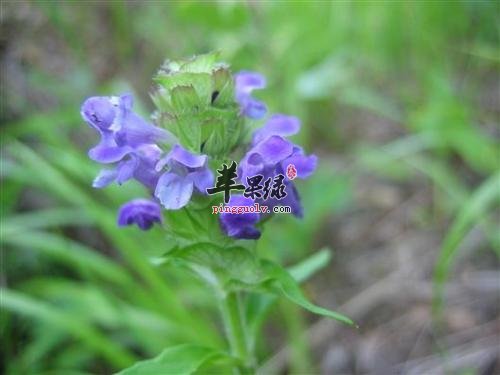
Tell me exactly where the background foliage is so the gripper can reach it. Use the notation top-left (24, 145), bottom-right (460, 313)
top-left (1, 1), bottom-right (499, 374)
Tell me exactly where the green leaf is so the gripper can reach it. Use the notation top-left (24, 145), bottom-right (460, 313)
top-left (1, 289), bottom-right (136, 369)
top-left (6, 142), bottom-right (215, 338)
top-left (288, 248), bottom-right (332, 283)
top-left (260, 259), bottom-right (355, 326)
top-left (163, 204), bottom-right (228, 247)
top-left (246, 248), bottom-right (336, 342)
top-left (2, 231), bottom-right (131, 286)
top-left (2, 208), bottom-right (91, 235)
top-left (433, 171), bottom-right (500, 314)
top-left (164, 208), bottom-right (201, 240)
top-left (167, 243), bottom-right (264, 289)
top-left (116, 344), bottom-right (231, 375)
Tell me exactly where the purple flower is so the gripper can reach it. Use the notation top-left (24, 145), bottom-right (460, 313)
top-left (81, 94), bottom-right (173, 164)
top-left (117, 199), bottom-right (163, 230)
top-left (220, 195), bottom-right (261, 240)
top-left (81, 94), bottom-right (176, 191)
top-left (235, 71), bottom-right (267, 119)
top-left (239, 114), bottom-right (317, 217)
top-left (92, 144), bottom-right (162, 190)
top-left (154, 144), bottom-right (214, 210)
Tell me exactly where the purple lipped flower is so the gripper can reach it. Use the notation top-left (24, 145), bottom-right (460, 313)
top-left (220, 195), bottom-right (261, 240)
top-left (234, 71), bottom-right (267, 119)
top-left (239, 114), bottom-right (317, 218)
top-left (154, 144), bottom-right (214, 210)
top-left (117, 198), bottom-right (163, 230)
top-left (92, 144), bottom-right (162, 190)
top-left (81, 94), bottom-right (173, 164)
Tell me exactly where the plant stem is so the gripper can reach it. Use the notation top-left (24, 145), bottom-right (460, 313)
top-left (219, 291), bottom-right (254, 374)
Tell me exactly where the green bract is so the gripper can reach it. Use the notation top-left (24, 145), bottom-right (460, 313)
top-left (152, 52), bottom-right (243, 157)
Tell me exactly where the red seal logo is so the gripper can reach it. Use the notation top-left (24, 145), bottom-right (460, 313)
top-left (286, 164), bottom-right (297, 180)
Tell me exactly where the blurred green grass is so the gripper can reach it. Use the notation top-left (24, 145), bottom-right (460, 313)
top-left (1, 1), bottom-right (499, 374)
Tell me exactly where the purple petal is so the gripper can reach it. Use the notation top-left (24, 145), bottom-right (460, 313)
top-left (81, 96), bottom-right (118, 131)
top-left (251, 135), bottom-right (294, 165)
top-left (155, 155), bottom-right (169, 172)
top-left (166, 144), bottom-right (207, 169)
top-left (219, 195), bottom-right (261, 240)
top-left (137, 144), bottom-right (162, 163)
top-left (235, 71), bottom-right (267, 120)
top-left (82, 94), bottom-right (174, 157)
top-left (282, 154), bottom-right (317, 179)
top-left (264, 181), bottom-right (303, 218)
top-left (235, 71), bottom-right (266, 93)
top-left (115, 113), bottom-right (173, 147)
top-left (189, 167), bottom-right (214, 193)
top-left (155, 172), bottom-right (194, 210)
top-left (284, 183), bottom-right (303, 218)
top-left (117, 199), bottom-right (163, 230)
top-left (231, 226), bottom-right (261, 240)
top-left (92, 168), bottom-right (118, 188)
top-left (252, 114), bottom-right (301, 145)
top-left (116, 157), bottom-right (139, 185)
top-left (238, 152), bottom-right (265, 183)
top-left (88, 132), bottom-right (132, 164)
top-left (241, 98), bottom-right (267, 119)
top-left (119, 93), bottom-right (134, 110)
top-left (131, 145), bottom-right (162, 190)
top-left (133, 162), bottom-right (160, 190)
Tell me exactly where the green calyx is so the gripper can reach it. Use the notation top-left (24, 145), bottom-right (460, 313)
top-left (151, 52), bottom-right (243, 157)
